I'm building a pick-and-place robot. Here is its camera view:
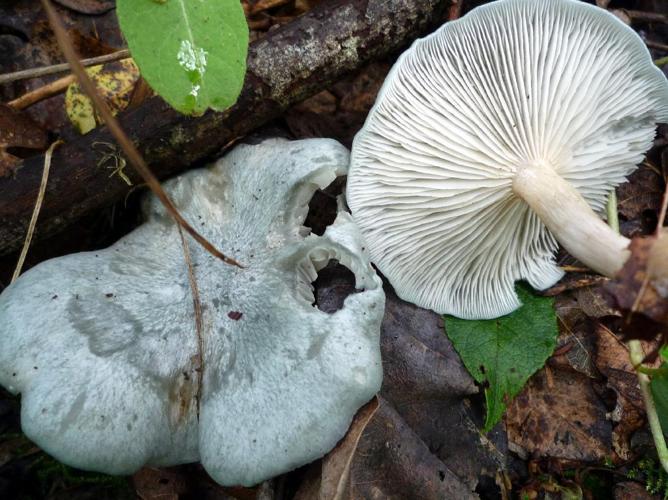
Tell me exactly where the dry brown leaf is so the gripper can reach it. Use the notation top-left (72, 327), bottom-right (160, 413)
top-left (594, 324), bottom-right (649, 461)
top-left (133, 467), bottom-right (188, 500)
top-left (0, 104), bottom-right (48, 177)
top-left (553, 293), bottom-right (598, 377)
top-left (574, 285), bottom-right (619, 318)
top-left (617, 165), bottom-right (664, 222)
top-left (505, 367), bottom-right (612, 463)
top-left (320, 398), bottom-right (379, 499)
top-left (614, 481), bottom-right (658, 500)
top-left (343, 397), bottom-right (475, 499)
top-left (605, 234), bottom-right (668, 343)
top-left (53, 0), bottom-right (115, 15)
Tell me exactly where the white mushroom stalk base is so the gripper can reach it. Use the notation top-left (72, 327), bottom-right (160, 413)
top-left (512, 161), bottom-right (630, 277)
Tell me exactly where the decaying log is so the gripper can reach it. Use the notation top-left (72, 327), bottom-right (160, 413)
top-left (0, 0), bottom-right (451, 255)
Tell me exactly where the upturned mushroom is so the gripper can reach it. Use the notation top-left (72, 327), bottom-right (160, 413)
top-left (347, 0), bottom-right (668, 319)
top-left (0, 138), bottom-right (385, 486)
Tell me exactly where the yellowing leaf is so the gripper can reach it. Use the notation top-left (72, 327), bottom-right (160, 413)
top-left (65, 59), bottom-right (140, 135)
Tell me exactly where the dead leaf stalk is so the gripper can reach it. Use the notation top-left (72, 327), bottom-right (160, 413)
top-left (11, 140), bottom-right (63, 283)
top-left (177, 227), bottom-right (204, 419)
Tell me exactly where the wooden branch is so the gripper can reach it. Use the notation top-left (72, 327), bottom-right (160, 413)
top-left (0, 0), bottom-right (450, 255)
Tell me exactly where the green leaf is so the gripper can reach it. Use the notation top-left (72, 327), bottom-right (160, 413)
top-left (651, 364), bottom-right (668, 435)
top-left (660, 345), bottom-right (668, 362)
top-left (445, 285), bottom-right (558, 432)
top-left (116, 0), bottom-right (248, 115)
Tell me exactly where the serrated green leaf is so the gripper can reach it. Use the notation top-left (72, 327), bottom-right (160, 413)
top-left (116, 0), bottom-right (248, 115)
top-left (445, 285), bottom-right (558, 432)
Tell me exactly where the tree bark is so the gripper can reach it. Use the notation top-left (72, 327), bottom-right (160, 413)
top-left (0, 0), bottom-right (450, 255)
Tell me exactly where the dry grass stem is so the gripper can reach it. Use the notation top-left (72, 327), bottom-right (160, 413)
top-left (11, 140), bottom-right (63, 284)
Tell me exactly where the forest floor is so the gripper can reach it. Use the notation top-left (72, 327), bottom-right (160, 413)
top-left (1, 0), bottom-right (668, 498)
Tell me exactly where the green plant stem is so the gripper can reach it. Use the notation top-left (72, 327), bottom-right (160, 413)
top-left (608, 190), bottom-right (668, 473)
top-left (629, 340), bottom-right (668, 473)
top-left (656, 56), bottom-right (668, 67)
top-left (606, 190), bottom-right (620, 234)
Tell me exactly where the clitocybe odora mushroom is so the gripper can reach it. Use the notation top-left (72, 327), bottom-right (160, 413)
top-left (0, 138), bottom-right (384, 486)
top-left (347, 0), bottom-right (668, 319)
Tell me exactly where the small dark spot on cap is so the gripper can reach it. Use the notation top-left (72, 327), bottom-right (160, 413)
top-left (105, 293), bottom-right (114, 298)
top-left (33, 366), bottom-right (38, 370)
top-left (51, 295), bottom-right (58, 300)
top-left (228, 311), bottom-right (243, 320)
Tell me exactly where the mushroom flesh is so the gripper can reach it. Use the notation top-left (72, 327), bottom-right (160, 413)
top-left (347, 0), bottom-right (668, 319)
top-left (0, 138), bottom-right (385, 486)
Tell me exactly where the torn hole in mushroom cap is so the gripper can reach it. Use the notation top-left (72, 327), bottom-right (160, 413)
top-left (305, 177), bottom-right (347, 236)
top-left (312, 261), bottom-right (359, 313)
top-left (292, 210), bottom-right (379, 310)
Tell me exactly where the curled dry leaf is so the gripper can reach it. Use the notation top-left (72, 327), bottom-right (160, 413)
top-left (605, 233), bottom-right (668, 343)
top-left (0, 104), bottom-right (48, 178)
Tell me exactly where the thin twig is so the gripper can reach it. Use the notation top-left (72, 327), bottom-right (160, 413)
top-left (0, 49), bottom-right (130, 85)
top-left (624, 10), bottom-right (668, 24)
top-left (7, 74), bottom-right (75, 110)
top-left (646, 40), bottom-right (668, 53)
top-left (11, 140), bottom-right (63, 284)
top-left (177, 226), bottom-right (204, 419)
top-left (40, 0), bottom-right (242, 267)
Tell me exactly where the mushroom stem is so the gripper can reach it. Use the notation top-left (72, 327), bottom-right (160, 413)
top-left (512, 161), bottom-right (630, 277)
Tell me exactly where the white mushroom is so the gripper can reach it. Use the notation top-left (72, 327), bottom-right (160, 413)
top-left (0, 138), bottom-right (385, 486)
top-left (347, 0), bottom-right (668, 319)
